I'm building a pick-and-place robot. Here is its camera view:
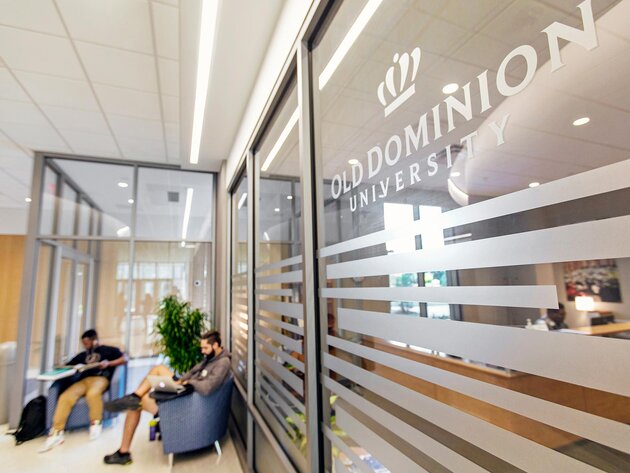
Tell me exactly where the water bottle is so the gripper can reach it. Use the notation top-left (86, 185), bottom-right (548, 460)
top-left (149, 419), bottom-right (158, 441)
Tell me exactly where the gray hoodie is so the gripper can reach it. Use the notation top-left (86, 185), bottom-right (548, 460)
top-left (180, 350), bottom-right (231, 396)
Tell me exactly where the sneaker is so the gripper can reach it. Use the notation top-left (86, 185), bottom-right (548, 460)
top-left (104, 450), bottom-right (132, 465)
top-left (38, 430), bottom-right (64, 453)
top-left (105, 394), bottom-right (141, 412)
top-left (89, 421), bottom-right (102, 440)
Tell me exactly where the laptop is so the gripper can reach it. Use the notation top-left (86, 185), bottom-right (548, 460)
top-left (147, 375), bottom-right (186, 394)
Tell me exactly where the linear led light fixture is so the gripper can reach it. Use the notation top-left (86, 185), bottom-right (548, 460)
top-left (318, 0), bottom-right (383, 90)
top-left (190, 0), bottom-right (220, 164)
top-left (181, 187), bottom-right (194, 247)
top-left (237, 192), bottom-right (247, 210)
top-left (261, 107), bottom-right (299, 172)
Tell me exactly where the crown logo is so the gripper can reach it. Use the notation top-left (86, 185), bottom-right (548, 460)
top-left (377, 47), bottom-right (421, 117)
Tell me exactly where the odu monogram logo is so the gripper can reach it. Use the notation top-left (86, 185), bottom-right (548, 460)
top-left (377, 46), bottom-right (421, 117)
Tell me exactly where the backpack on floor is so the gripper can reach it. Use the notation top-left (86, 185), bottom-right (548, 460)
top-left (12, 395), bottom-right (47, 445)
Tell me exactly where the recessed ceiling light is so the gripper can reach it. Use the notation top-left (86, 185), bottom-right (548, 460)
top-left (287, 195), bottom-right (293, 200)
top-left (117, 181), bottom-right (128, 188)
top-left (348, 158), bottom-right (359, 165)
top-left (274, 208), bottom-right (280, 212)
top-left (451, 171), bottom-right (461, 177)
top-left (25, 197), bottom-right (32, 203)
top-left (442, 83), bottom-right (459, 94)
top-left (529, 182), bottom-right (540, 188)
top-left (128, 198), bottom-right (134, 204)
top-left (573, 117), bottom-right (590, 126)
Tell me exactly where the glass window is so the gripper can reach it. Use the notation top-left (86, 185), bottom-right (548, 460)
top-left (136, 168), bottom-right (214, 242)
top-left (231, 174), bottom-right (249, 388)
top-left (39, 167), bottom-right (58, 235)
top-left (58, 182), bottom-right (77, 236)
top-left (52, 159), bottom-right (134, 238)
top-left (253, 77), bottom-right (306, 471)
top-left (312, 1), bottom-right (630, 471)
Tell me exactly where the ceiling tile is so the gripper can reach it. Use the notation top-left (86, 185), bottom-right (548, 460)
top-left (57, 0), bottom-right (153, 54)
top-left (0, 68), bottom-right (30, 102)
top-left (0, 100), bottom-right (48, 125)
top-left (94, 84), bottom-right (161, 120)
top-left (0, 26), bottom-right (84, 79)
top-left (42, 106), bottom-right (110, 135)
top-left (162, 95), bottom-right (179, 122)
top-left (76, 41), bottom-right (158, 92)
top-left (164, 122), bottom-right (179, 143)
top-left (0, 141), bottom-right (30, 160)
top-left (158, 58), bottom-right (179, 96)
top-left (15, 71), bottom-right (99, 110)
top-left (0, 0), bottom-right (65, 36)
top-left (108, 114), bottom-right (163, 141)
top-left (0, 122), bottom-right (69, 153)
top-left (118, 136), bottom-right (166, 162)
top-left (1, 160), bottom-right (33, 186)
top-left (154, 0), bottom-right (178, 6)
top-left (152, 2), bottom-right (179, 60)
top-left (59, 129), bottom-right (120, 158)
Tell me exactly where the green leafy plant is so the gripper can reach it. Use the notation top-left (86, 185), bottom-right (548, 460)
top-left (154, 295), bottom-right (209, 374)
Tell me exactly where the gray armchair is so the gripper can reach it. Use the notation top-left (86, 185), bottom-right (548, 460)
top-left (45, 365), bottom-right (125, 431)
top-left (157, 375), bottom-right (233, 464)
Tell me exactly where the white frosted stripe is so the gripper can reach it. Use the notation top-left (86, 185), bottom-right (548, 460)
top-left (259, 314), bottom-right (304, 336)
top-left (325, 354), bottom-right (600, 473)
top-left (334, 457), bottom-right (350, 473)
top-left (258, 377), bottom-right (306, 434)
top-left (320, 159), bottom-right (630, 257)
top-left (256, 270), bottom-right (303, 284)
top-left (321, 285), bottom-right (558, 309)
top-left (258, 351), bottom-right (303, 394)
top-left (328, 335), bottom-right (630, 455)
top-left (259, 300), bottom-right (303, 320)
top-left (233, 270), bottom-right (247, 277)
top-left (257, 387), bottom-right (296, 436)
top-left (336, 403), bottom-right (429, 473)
top-left (256, 335), bottom-right (305, 372)
top-left (324, 427), bottom-right (374, 473)
top-left (328, 215), bottom-right (630, 279)
top-left (257, 324), bottom-right (302, 354)
top-left (338, 308), bottom-right (630, 398)
top-left (326, 377), bottom-right (489, 472)
top-left (257, 288), bottom-right (293, 297)
top-left (255, 255), bottom-right (303, 273)
top-left (257, 362), bottom-right (305, 414)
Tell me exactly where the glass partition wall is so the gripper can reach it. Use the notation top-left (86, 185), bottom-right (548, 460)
top-left (17, 156), bottom-right (215, 409)
top-left (253, 77), bottom-right (307, 473)
top-left (228, 0), bottom-right (630, 472)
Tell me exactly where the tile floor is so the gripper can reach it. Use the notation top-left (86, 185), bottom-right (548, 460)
top-left (0, 413), bottom-right (244, 473)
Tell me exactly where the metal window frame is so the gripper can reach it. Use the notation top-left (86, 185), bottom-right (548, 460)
top-left (11, 152), bottom-right (218, 428)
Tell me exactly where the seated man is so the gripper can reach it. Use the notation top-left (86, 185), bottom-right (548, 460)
top-left (535, 303), bottom-right (568, 330)
top-left (40, 329), bottom-right (126, 452)
top-left (103, 330), bottom-right (231, 466)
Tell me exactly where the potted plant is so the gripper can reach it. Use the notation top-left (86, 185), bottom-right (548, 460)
top-left (154, 295), bottom-right (210, 374)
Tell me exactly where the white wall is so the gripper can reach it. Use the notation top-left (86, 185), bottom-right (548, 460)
top-left (0, 208), bottom-right (28, 235)
top-left (224, 0), bottom-right (313, 187)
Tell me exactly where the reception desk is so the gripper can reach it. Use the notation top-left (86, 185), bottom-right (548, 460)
top-left (362, 338), bottom-right (630, 449)
top-left (560, 322), bottom-right (630, 336)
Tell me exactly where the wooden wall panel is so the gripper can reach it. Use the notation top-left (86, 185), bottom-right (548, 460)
top-left (0, 235), bottom-right (25, 342)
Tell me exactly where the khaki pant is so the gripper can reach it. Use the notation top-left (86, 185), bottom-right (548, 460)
top-left (52, 376), bottom-right (109, 431)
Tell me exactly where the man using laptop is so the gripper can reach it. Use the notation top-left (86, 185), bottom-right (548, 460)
top-left (102, 330), bottom-right (230, 466)
top-left (40, 329), bottom-right (126, 452)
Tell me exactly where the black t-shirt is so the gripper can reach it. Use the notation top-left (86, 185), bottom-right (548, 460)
top-left (68, 345), bottom-right (123, 382)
